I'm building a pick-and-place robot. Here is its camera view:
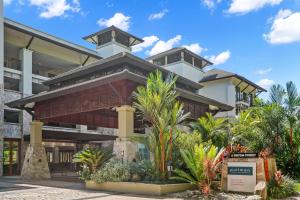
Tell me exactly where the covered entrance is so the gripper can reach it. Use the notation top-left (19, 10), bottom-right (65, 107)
top-left (3, 139), bottom-right (20, 176)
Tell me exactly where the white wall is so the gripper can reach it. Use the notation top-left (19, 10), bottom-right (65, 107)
top-left (164, 61), bottom-right (204, 83)
top-left (199, 79), bottom-right (236, 118)
top-left (96, 41), bottom-right (131, 58)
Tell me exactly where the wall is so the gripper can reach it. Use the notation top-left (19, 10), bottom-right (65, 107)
top-left (0, 0), bottom-right (5, 176)
top-left (164, 61), bottom-right (204, 83)
top-left (96, 42), bottom-right (131, 58)
top-left (199, 79), bottom-right (236, 118)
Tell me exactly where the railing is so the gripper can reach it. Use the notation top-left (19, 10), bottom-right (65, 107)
top-left (236, 92), bottom-right (253, 106)
top-left (4, 57), bottom-right (21, 71)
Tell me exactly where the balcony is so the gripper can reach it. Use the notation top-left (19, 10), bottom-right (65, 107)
top-left (236, 92), bottom-right (253, 108)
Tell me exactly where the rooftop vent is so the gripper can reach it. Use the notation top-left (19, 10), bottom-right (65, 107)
top-left (83, 26), bottom-right (143, 58)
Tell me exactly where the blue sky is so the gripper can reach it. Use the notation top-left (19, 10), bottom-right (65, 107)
top-left (3, 0), bottom-right (300, 99)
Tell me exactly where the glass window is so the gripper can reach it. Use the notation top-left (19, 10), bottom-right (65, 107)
top-left (153, 57), bottom-right (165, 66)
top-left (97, 31), bottom-right (112, 46)
top-left (184, 53), bottom-right (193, 65)
top-left (167, 52), bottom-right (181, 64)
top-left (4, 110), bottom-right (20, 123)
top-left (194, 58), bottom-right (203, 68)
top-left (115, 32), bottom-right (130, 47)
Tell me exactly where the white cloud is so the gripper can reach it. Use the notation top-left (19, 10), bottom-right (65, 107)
top-left (4, 0), bottom-right (13, 5)
top-left (256, 67), bottom-right (272, 75)
top-left (97, 12), bottom-right (131, 31)
top-left (132, 35), bottom-right (159, 53)
top-left (201, 0), bottom-right (222, 9)
top-left (183, 43), bottom-right (205, 55)
top-left (256, 79), bottom-right (275, 89)
top-left (148, 35), bottom-right (182, 56)
top-left (264, 9), bottom-right (300, 44)
top-left (29, 0), bottom-right (80, 18)
top-left (208, 50), bottom-right (231, 65)
top-left (227, 0), bottom-right (283, 15)
top-left (148, 9), bottom-right (168, 21)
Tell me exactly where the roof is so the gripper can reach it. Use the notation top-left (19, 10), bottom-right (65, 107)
top-left (146, 47), bottom-right (213, 68)
top-left (4, 18), bottom-right (101, 60)
top-left (83, 25), bottom-right (144, 46)
top-left (200, 69), bottom-right (267, 92)
top-left (6, 69), bottom-right (233, 111)
top-left (42, 52), bottom-right (203, 90)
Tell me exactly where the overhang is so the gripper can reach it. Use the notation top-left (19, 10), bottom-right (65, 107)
top-left (4, 18), bottom-right (102, 65)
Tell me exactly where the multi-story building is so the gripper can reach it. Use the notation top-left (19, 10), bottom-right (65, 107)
top-left (1, 3), bottom-right (264, 177)
top-left (146, 47), bottom-right (266, 118)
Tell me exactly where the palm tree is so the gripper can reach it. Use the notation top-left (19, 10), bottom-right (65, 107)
top-left (284, 81), bottom-right (300, 145)
top-left (190, 113), bottom-right (227, 149)
top-left (133, 70), bottom-right (188, 180)
top-left (269, 84), bottom-right (286, 105)
top-left (73, 146), bottom-right (112, 174)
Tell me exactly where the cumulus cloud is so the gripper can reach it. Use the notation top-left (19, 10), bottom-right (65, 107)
top-left (148, 35), bottom-right (182, 56)
top-left (183, 43), bottom-right (205, 55)
top-left (29, 0), bottom-right (81, 18)
top-left (148, 9), bottom-right (168, 21)
top-left (256, 79), bottom-right (275, 89)
top-left (256, 67), bottom-right (272, 75)
top-left (4, 0), bottom-right (13, 5)
top-left (208, 50), bottom-right (231, 65)
top-left (201, 0), bottom-right (222, 9)
top-left (264, 9), bottom-right (300, 44)
top-left (227, 0), bottom-right (283, 15)
top-left (97, 12), bottom-right (131, 31)
top-left (132, 35), bottom-right (159, 53)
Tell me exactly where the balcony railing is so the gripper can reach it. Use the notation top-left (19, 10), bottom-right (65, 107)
top-left (236, 92), bottom-right (253, 106)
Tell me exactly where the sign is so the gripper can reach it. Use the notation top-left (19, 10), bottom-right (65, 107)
top-left (228, 166), bottom-right (253, 176)
top-left (230, 153), bottom-right (258, 158)
top-left (227, 162), bottom-right (256, 193)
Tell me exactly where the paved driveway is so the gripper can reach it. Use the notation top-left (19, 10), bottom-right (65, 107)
top-left (0, 177), bottom-right (176, 200)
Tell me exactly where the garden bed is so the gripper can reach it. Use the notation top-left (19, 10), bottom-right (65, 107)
top-left (85, 180), bottom-right (196, 195)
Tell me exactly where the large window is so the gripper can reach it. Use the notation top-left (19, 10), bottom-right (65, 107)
top-left (97, 31), bottom-right (112, 46)
top-left (153, 57), bottom-right (165, 66)
top-left (4, 110), bottom-right (20, 123)
top-left (4, 77), bottom-right (20, 92)
top-left (167, 52), bottom-right (181, 64)
top-left (184, 53), bottom-right (193, 65)
top-left (115, 32), bottom-right (130, 47)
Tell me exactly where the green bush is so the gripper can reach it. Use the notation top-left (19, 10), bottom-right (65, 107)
top-left (268, 172), bottom-right (296, 199)
top-left (90, 159), bottom-right (130, 184)
top-left (129, 160), bottom-right (156, 181)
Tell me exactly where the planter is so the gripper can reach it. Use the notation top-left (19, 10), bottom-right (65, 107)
top-left (86, 180), bottom-right (196, 195)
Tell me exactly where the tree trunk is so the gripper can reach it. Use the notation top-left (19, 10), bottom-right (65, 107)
top-left (159, 129), bottom-right (165, 180)
top-left (169, 127), bottom-right (173, 161)
top-left (289, 126), bottom-right (293, 145)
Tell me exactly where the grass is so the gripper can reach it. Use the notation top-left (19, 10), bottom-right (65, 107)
top-left (295, 182), bottom-right (300, 192)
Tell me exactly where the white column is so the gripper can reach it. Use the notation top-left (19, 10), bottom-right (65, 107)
top-left (0, 0), bottom-right (4, 177)
top-left (19, 48), bottom-right (32, 97)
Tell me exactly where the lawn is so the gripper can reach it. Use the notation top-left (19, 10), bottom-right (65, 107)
top-left (295, 182), bottom-right (300, 192)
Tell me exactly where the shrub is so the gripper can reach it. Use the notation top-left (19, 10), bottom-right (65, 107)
top-left (267, 171), bottom-right (296, 199)
top-left (90, 159), bottom-right (130, 184)
top-left (129, 160), bottom-right (156, 181)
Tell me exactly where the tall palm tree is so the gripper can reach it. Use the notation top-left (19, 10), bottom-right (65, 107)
top-left (269, 84), bottom-right (286, 105)
top-left (284, 81), bottom-right (300, 145)
top-left (133, 70), bottom-right (187, 180)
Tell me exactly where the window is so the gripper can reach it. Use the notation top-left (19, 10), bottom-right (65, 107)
top-left (194, 58), bottom-right (203, 68)
top-left (184, 53), bottom-right (193, 65)
top-left (46, 151), bottom-right (53, 163)
top-left (115, 32), bottom-right (130, 47)
top-left (4, 77), bottom-right (20, 92)
top-left (4, 110), bottom-right (20, 123)
top-left (153, 57), bottom-right (165, 66)
top-left (59, 151), bottom-right (74, 163)
top-left (167, 52), bottom-right (181, 64)
top-left (97, 31), bottom-right (112, 46)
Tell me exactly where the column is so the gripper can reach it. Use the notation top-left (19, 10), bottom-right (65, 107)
top-left (0, 0), bottom-right (5, 176)
top-left (21, 121), bottom-right (50, 179)
top-left (113, 105), bottom-right (137, 162)
top-left (53, 146), bottom-right (60, 164)
top-left (19, 48), bottom-right (33, 171)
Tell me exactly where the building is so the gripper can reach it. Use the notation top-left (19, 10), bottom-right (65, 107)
top-left (1, 3), bottom-right (263, 177)
top-left (146, 48), bottom-right (266, 118)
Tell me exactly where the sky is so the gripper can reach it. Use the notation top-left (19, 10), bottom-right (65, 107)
top-left (3, 0), bottom-right (300, 99)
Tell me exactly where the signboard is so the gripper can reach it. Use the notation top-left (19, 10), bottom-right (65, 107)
top-left (227, 162), bottom-right (256, 193)
top-left (230, 153), bottom-right (258, 158)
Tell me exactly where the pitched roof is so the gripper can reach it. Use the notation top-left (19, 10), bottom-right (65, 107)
top-left (200, 69), bottom-right (266, 92)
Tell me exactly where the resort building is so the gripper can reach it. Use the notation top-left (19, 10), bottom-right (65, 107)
top-left (0, 2), bottom-right (263, 178)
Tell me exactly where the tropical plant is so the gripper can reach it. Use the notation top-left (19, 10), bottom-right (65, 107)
top-left (73, 145), bottom-right (112, 174)
top-left (90, 159), bottom-right (130, 184)
top-left (190, 113), bottom-right (228, 149)
top-left (132, 70), bottom-right (189, 180)
top-left (129, 160), bottom-right (156, 182)
top-left (267, 171), bottom-right (296, 199)
top-left (172, 144), bottom-right (221, 194)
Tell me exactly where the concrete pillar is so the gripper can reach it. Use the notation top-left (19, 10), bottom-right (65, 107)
top-left (21, 121), bottom-right (50, 179)
top-left (116, 105), bottom-right (135, 138)
top-left (53, 146), bottom-right (60, 164)
top-left (19, 48), bottom-right (32, 97)
top-left (0, 0), bottom-right (5, 176)
top-left (113, 105), bottom-right (137, 162)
